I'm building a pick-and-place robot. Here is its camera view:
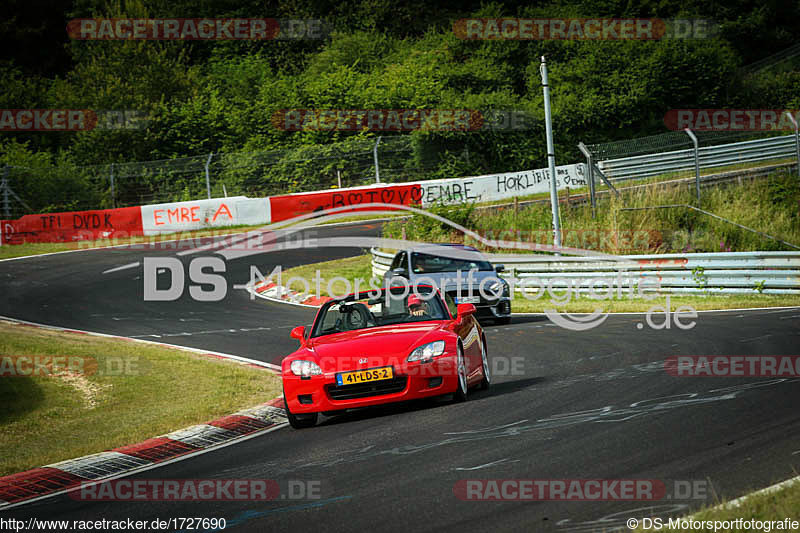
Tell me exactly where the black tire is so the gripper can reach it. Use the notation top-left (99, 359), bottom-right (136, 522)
top-left (478, 337), bottom-right (490, 390)
top-left (453, 345), bottom-right (468, 402)
top-left (284, 396), bottom-right (318, 429)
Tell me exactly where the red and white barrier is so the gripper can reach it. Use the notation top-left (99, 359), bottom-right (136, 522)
top-left (417, 163), bottom-right (586, 206)
top-left (1, 206), bottom-right (143, 245)
top-left (1, 162), bottom-right (587, 245)
top-left (266, 163), bottom-right (586, 221)
top-left (268, 182), bottom-right (421, 223)
top-left (140, 197), bottom-right (270, 235)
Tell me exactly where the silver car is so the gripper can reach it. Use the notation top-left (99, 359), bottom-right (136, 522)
top-left (384, 244), bottom-right (512, 324)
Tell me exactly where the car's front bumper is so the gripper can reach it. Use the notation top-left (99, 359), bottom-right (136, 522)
top-left (475, 297), bottom-right (512, 319)
top-left (447, 289), bottom-right (511, 320)
top-left (283, 354), bottom-right (460, 414)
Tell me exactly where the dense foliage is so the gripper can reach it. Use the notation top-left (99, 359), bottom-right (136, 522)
top-left (1, 0), bottom-right (798, 211)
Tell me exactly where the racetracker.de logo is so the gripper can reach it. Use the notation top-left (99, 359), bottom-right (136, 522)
top-left (0, 355), bottom-right (97, 377)
top-left (453, 479), bottom-right (666, 501)
top-left (0, 109), bottom-right (97, 132)
top-left (0, 355), bottom-right (144, 377)
top-left (66, 18), bottom-right (327, 40)
top-left (665, 355), bottom-right (800, 377)
top-left (453, 18), bottom-right (717, 40)
top-left (664, 109), bottom-right (800, 131)
top-left (270, 109), bottom-right (533, 132)
top-left (71, 479), bottom-right (322, 501)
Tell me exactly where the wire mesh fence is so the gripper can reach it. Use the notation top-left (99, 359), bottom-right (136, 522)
top-left (586, 130), bottom-right (796, 184)
top-left (1, 135), bottom-right (477, 217)
top-left (587, 130), bottom-right (784, 162)
top-left (3, 125), bottom-right (796, 220)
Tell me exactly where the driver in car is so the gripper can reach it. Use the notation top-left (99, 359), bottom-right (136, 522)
top-left (407, 294), bottom-right (430, 317)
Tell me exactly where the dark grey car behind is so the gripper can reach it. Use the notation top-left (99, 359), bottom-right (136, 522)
top-left (383, 244), bottom-right (511, 324)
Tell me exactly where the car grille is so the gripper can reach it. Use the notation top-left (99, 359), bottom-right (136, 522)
top-left (326, 376), bottom-right (408, 401)
top-left (446, 290), bottom-right (498, 306)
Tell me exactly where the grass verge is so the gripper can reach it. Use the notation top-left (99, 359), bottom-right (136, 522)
top-left (636, 478), bottom-right (800, 532)
top-left (278, 254), bottom-right (800, 312)
top-left (508, 292), bottom-right (800, 313)
top-left (0, 321), bottom-right (281, 477)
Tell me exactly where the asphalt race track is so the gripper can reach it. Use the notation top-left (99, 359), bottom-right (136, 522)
top-left (1, 222), bottom-right (799, 532)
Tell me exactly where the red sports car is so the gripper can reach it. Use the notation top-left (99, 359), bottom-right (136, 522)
top-left (281, 285), bottom-right (490, 428)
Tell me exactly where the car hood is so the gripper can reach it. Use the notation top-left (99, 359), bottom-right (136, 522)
top-left (408, 270), bottom-right (502, 291)
top-left (304, 322), bottom-right (451, 373)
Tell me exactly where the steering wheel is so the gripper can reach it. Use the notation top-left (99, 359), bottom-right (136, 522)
top-left (344, 303), bottom-right (372, 330)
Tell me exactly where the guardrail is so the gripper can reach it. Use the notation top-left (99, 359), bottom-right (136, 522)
top-left (370, 248), bottom-right (800, 295)
top-left (597, 135), bottom-right (797, 182)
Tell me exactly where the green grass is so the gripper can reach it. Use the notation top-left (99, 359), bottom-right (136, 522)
top-left (311, 213), bottom-right (407, 225)
top-left (280, 254), bottom-right (375, 294)
top-left (509, 292), bottom-right (800, 313)
top-left (0, 321), bottom-right (282, 476)
top-left (635, 478), bottom-right (800, 532)
top-left (278, 254), bottom-right (800, 311)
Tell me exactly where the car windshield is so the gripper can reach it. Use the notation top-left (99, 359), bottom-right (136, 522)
top-left (311, 287), bottom-right (448, 338)
top-left (411, 250), bottom-right (493, 274)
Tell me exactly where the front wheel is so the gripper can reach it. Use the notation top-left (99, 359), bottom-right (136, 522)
top-left (284, 395), bottom-right (318, 429)
top-left (453, 345), bottom-right (468, 402)
top-left (478, 337), bottom-right (490, 390)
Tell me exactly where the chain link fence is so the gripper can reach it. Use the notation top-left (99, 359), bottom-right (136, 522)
top-left (3, 125), bottom-right (797, 220)
top-left (585, 130), bottom-right (797, 185)
top-left (2, 135), bottom-right (481, 217)
top-left (587, 130), bottom-right (784, 164)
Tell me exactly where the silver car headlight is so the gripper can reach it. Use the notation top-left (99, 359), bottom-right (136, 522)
top-left (290, 360), bottom-right (322, 377)
top-left (407, 340), bottom-right (446, 362)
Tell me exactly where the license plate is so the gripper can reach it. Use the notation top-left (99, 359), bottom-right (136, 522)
top-left (456, 296), bottom-right (480, 304)
top-left (336, 366), bottom-right (393, 386)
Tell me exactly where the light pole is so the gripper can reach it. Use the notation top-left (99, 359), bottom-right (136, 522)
top-left (540, 56), bottom-right (562, 249)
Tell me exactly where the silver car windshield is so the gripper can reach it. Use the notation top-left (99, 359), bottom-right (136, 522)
top-left (411, 251), bottom-right (493, 274)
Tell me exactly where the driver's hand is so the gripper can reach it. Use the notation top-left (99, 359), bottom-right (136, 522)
top-left (410, 309), bottom-right (425, 317)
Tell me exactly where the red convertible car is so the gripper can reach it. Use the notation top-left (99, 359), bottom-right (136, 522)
top-left (281, 285), bottom-right (490, 428)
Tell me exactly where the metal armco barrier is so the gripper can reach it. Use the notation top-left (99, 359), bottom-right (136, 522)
top-left (597, 135), bottom-right (797, 182)
top-left (371, 248), bottom-right (800, 295)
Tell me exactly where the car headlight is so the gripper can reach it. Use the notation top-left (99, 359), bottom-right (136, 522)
top-left (290, 360), bottom-right (322, 377)
top-left (407, 340), bottom-right (446, 362)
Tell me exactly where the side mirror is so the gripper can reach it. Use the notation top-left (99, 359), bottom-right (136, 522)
top-left (390, 267), bottom-right (407, 278)
top-left (290, 326), bottom-right (306, 341)
top-left (456, 303), bottom-right (477, 320)
top-left (495, 264), bottom-right (505, 273)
